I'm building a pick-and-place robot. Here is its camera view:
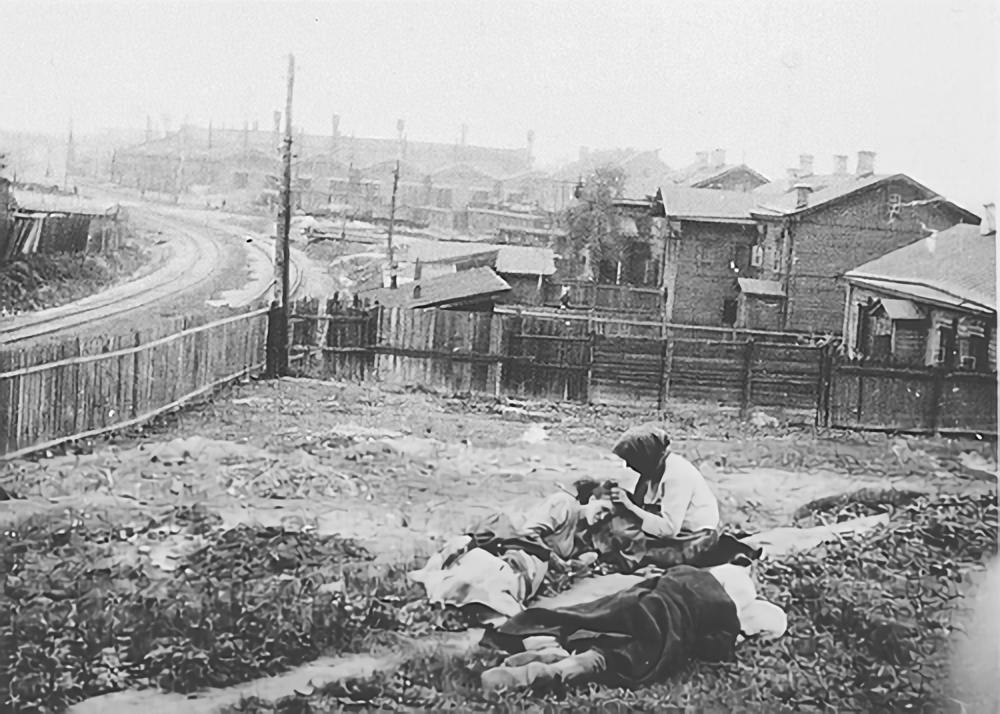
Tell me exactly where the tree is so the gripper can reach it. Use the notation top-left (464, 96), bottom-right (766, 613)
top-left (562, 164), bottom-right (631, 282)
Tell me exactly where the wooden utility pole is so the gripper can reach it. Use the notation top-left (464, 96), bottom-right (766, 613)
top-left (267, 53), bottom-right (294, 378)
top-left (387, 160), bottom-right (400, 288)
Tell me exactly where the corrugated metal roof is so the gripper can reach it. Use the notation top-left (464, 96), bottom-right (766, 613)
top-left (737, 278), bottom-right (786, 297)
top-left (845, 223), bottom-right (996, 313)
top-left (877, 298), bottom-right (924, 321)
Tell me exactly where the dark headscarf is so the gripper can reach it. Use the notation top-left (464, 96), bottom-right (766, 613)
top-left (612, 423), bottom-right (671, 503)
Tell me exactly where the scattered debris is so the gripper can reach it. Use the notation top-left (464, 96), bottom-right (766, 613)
top-left (748, 411), bottom-right (780, 429)
top-left (518, 424), bottom-right (549, 444)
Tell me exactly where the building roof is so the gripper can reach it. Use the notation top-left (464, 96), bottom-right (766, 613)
top-left (875, 298), bottom-right (924, 321)
top-left (12, 190), bottom-right (119, 216)
top-left (367, 266), bottom-right (510, 309)
top-left (737, 278), bottom-right (786, 298)
top-left (674, 163), bottom-right (769, 189)
top-left (549, 148), bottom-right (670, 183)
top-left (750, 173), bottom-right (980, 223)
top-left (657, 186), bottom-right (759, 222)
top-left (753, 172), bottom-right (855, 197)
top-left (844, 223), bottom-right (996, 314)
top-left (495, 245), bottom-right (557, 275)
top-left (117, 125), bottom-right (530, 177)
top-left (417, 242), bottom-right (556, 276)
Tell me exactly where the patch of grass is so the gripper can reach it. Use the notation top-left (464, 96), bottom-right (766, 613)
top-left (277, 491), bottom-right (997, 714)
top-left (0, 510), bottom-right (434, 712)
top-left (0, 246), bottom-right (147, 317)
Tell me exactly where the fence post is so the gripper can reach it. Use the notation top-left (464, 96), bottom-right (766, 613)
top-left (583, 315), bottom-right (594, 403)
top-left (658, 324), bottom-right (673, 412)
top-left (739, 338), bottom-right (755, 418)
top-left (264, 300), bottom-right (288, 378)
top-left (129, 333), bottom-right (141, 418)
top-left (815, 342), bottom-right (832, 427)
top-left (929, 366), bottom-right (946, 434)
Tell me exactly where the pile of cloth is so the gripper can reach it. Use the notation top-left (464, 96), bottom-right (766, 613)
top-left (479, 563), bottom-right (787, 692)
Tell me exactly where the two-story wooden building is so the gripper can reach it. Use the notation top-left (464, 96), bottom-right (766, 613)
top-left (611, 154), bottom-right (979, 333)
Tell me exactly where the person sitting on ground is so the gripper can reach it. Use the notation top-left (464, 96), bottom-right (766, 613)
top-left (479, 562), bottom-right (787, 694)
top-left (409, 489), bottom-right (613, 618)
top-left (599, 423), bottom-right (721, 572)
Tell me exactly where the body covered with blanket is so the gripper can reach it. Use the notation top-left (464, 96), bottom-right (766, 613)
top-left (480, 565), bottom-right (742, 689)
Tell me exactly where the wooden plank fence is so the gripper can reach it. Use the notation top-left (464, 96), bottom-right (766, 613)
top-left (290, 301), bottom-right (997, 435)
top-left (289, 301), bottom-right (829, 413)
top-left (0, 307), bottom-right (268, 459)
top-left (541, 281), bottom-right (663, 315)
top-left (820, 358), bottom-right (997, 435)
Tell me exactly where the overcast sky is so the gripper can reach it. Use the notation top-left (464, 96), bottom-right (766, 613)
top-left (1, 0), bottom-right (996, 211)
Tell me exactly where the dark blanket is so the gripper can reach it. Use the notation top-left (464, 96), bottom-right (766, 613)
top-left (480, 565), bottom-right (740, 688)
top-left (589, 512), bottom-right (760, 573)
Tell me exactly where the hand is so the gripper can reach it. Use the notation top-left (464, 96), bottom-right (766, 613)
top-left (610, 486), bottom-right (638, 512)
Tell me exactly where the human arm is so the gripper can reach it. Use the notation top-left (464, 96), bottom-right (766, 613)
top-left (638, 472), bottom-right (693, 537)
top-left (519, 494), bottom-right (572, 541)
top-left (611, 475), bottom-right (692, 538)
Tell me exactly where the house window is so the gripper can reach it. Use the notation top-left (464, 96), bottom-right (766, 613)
top-left (957, 317), bottom-right (989, 370)
top-left (722, 298), bottom-right (738, 326)
top-left (731, 244), bottom-right (750, 271)
top-left (887, 193), bottom-right (902, 220)
top-left (934, 324), bottom-right (957, 367)
top-left (750, 244), bottom-right (764, 268)
top-left (695, 243), bottom-right (713, 269)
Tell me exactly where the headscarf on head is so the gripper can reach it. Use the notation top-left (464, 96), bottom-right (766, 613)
top-left (611, 423), bottom-right (672, 503)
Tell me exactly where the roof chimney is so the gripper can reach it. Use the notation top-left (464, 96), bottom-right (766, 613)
top-left (798, 153), bottom-right (814, 177)
top-left (695, 151), bottom-right (709, 167)
top-left (794, 183), bottom-right (813, 209)
top-left (711, 148), bottom-right (726, 167)
top-left (856, 150), bottom-right (876, 176)
top-left (833, 154), bottom-right (848, 175)
top-left (785, 167), bottom-right (799, 184)
top-left (982, 202), bottom-right (996, 236)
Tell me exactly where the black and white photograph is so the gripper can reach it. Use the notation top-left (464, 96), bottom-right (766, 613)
top-left (1, 1), bottom-right (997, 712)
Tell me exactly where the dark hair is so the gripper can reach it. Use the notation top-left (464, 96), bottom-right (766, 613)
top-left (573, 479), bottom-right (618, 505)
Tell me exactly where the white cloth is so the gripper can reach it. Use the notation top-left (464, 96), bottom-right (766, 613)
top-left (738, 600), bottom-right (788, 641)
top-left (408, 535), bottom-right (547, 617)
top-left (639, 452), bottom-right (720, 537)
top-left (708, 563), bottom-right (787, 642)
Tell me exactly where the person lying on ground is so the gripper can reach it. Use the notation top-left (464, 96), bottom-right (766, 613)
top-left (600, 423), bottom-right (721, 571)
top-left (409, 490), bottom-right (613, 618)
top-left (479, 563), bottom-right (787, 694)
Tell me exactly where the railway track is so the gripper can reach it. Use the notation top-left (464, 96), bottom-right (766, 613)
top-left (0, 208), bottom-right (291, 346)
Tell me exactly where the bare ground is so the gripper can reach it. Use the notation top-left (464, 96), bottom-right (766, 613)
top-left (2, 377), bottom-right (994, 564)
